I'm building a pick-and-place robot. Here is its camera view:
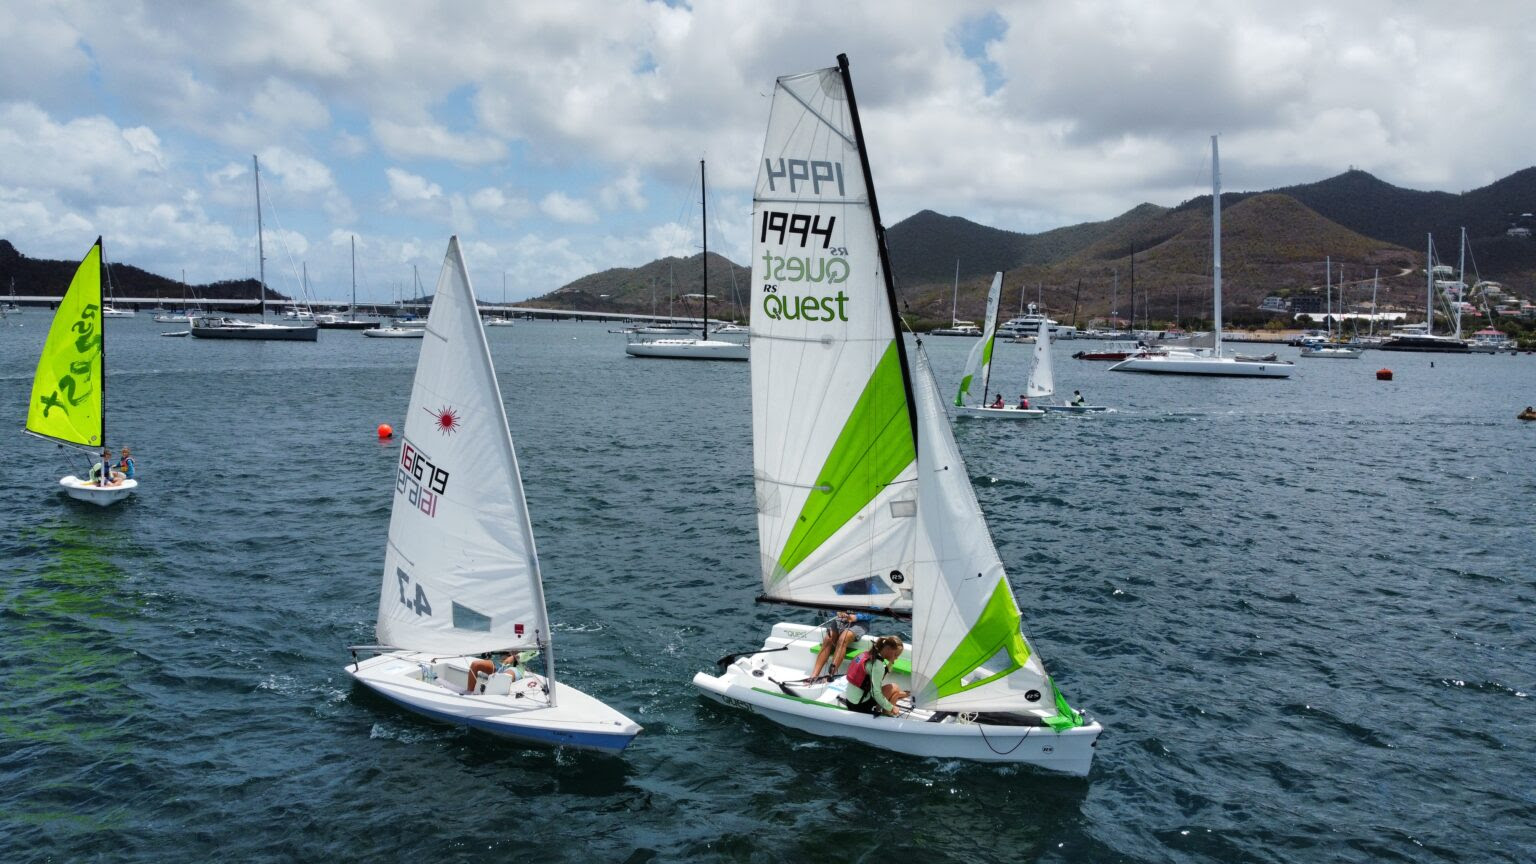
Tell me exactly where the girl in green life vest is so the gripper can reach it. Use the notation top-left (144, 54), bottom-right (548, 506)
top-left (843, 636), bottom-right (910, 717)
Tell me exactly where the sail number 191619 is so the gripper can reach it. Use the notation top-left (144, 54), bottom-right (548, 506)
top-left (398, 439), bottom-right (450, 518)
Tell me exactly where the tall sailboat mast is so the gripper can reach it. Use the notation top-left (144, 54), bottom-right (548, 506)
top-left (950, 260), bottom-right (959, 326)
top-left (254, 155), bottom-right (266, 321)
top-left (837, 52), bottom-right (918, 442)
top-left (1456, 227), bottom-right (1467, 338)
top-left (1211, 134), bottom-right (1223, 356)
top-left (350, 235), bottom-right (357, 319)
top-left (1325, 257), bottom-right (1332, 340)
top-left (1425, 234), bottom-right (1434, 336)
top-left (701, 159), bottom-right (708, 339)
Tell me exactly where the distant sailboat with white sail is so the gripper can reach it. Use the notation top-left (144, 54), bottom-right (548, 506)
top-left (953, 272), bottom-right (1043, 419)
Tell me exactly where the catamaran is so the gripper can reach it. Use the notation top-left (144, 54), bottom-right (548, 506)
top-left (346, 237), bottom-right (640, 752)
top-left (25, 238), bottom-right (138, 506)
top-left (625, 161), bottom-right (748, 361)
top-left (953, 272), bottom-right (1043, 419)
top-left (691, 55), bottom-right (1101, 775)
top-left (1109, 136), bottom-right (1293, 378)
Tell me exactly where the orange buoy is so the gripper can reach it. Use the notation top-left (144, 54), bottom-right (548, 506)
top-left (377, 423), bottom-right (394, 439)
top-left (1376, 368), bottom-right (1393, 381)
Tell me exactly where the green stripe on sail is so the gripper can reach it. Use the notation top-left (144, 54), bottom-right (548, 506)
top-left (27, 241), bottom-right (104, 448)
top-left (1042, 677), bottom-right (1085, 731)
top-left (773, 340), bottom-right (915, 585)
top-left (931, 577), bottom-right (1032, 699)
top-left (954, 373), bottom-right (974, 407)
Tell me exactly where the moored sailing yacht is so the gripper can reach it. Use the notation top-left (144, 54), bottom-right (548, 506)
top-left (191, 156), bottom-right (317, 342)
top-left (691, 55), bottom-right (1100, 775)
top-left (1109, 136), bottom-right (1292, 378)
top-left (625, 161), bottom-right (748, 361)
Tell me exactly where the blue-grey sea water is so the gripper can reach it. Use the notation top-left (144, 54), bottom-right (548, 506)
top-left (1, 313), bottom-right (1533, 863)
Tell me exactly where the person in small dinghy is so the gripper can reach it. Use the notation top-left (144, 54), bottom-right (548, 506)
top-left (840, 636), bottom-right (909, 717)
top-left (115, 447), bottom-right (136, 479)
top-left (1017, 394), bottom-right (1030, 409)
top-left (990, 394), bottom-right (1005, 409)
top-left (467, 650), bottom-right (530, 693)
top-left (809, 610), bottom-right (872, 681)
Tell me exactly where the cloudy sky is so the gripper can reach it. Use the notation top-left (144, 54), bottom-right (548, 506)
top-left (2, 1), bottom-right (1533, 303)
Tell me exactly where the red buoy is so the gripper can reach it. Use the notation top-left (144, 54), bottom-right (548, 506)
top-left (1376, 368), bottom-right (1393, 381)
top-left (377, 423), bottom-right (394, 439)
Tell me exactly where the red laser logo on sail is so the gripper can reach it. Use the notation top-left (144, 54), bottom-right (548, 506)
top-left (427, 405), bottom-right (461, 435)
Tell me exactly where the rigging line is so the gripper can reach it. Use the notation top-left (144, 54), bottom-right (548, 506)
top-left (974, 718), bottom-right (1033, 756)
top-left (778, 75), bottom-right (856, 148)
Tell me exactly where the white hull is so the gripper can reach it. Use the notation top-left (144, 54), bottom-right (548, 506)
top-left (483, 318), bottom-right (516, 327)
top-left (955, 405), bottom-right (1045, 419)
top-left (693, 624), bottom-right (1099, 775)
top-left (153, 313), bottom-right (194, 323)
top-left (59, 475), bottom-right (137, 506)
top-left (362, 327), bottom-right (425, 338)
top-left (101, 307), bottom-right (136, 318)
top-left (625, 338), bottom-right (748, 361)
top-left (1042, 404), bottom-right (1109, 413)
top-left (1299, 347), bottom-right (1362, 359)
top-left (348, 651), bottom-right (641, 753)
top-left (190, 318), bottom-right (319, 341)
top-left (1108, 353), bottom-right (1293, 378)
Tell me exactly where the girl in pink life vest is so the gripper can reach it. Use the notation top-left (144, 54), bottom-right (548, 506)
top-left (842, 635), bottom-right (909, 717)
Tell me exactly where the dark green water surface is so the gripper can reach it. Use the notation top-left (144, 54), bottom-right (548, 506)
top-left (2, 314), bottom-right (1532, 862)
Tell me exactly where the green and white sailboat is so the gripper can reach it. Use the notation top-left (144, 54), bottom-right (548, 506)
top-left (954, 271), bottom-right (1043, 419)
top-left (692, 55), bottom-right (1101, 775)
top-left (25, 238), bottom-right (138, 506)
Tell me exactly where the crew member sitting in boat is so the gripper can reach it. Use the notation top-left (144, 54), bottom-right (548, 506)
top-left (1519, 406), bottom-right (1536, 421)
top-left (88, 448), bottom-right (124, 486)
top-left (467, 650), bottom-right (531, 693)
top-left (1017, 395), bottom-right (1030, 410)
top-left (115, 447), bottom-right (136, 479)
top-left (808, 610), bottom-right (872, 681)
top-left (840, 636), bottom-right (909, 717)
top-left (990, 394), bottom-right (1005, 409)
top-left (1071, 390), bottom-right (1085, 407)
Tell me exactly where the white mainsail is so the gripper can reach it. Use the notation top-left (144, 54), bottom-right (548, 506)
top-left (376, 237), bottom-right (551, 656)
top-left (954, 272), bottom-right (1003, 407)
top-left (1025, 319), bottom-right (1054, 400)
top-left (909, 348), bottom-right (1054, 714)
top-left (750, 66), bottom-right (918, 611)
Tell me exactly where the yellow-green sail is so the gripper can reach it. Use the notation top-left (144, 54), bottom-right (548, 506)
top-left (27, 239), bottom-right (105, 449)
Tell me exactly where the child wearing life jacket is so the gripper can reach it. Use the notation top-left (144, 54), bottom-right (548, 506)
top-left (841, 635), bottom-right (909, 717)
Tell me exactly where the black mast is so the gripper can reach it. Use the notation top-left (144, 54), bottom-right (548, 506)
top-left (837, 53), bottom-right (919, 448)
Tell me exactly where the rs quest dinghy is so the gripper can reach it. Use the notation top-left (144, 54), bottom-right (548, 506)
top-left (952, 272), bottom-right (1043, 419)
top-left (25, 238), bottom-right (139, 507)
top-left (347, 237), bottom-right (641, 753)
top-left (691, 55), bottom-right (1101, 776)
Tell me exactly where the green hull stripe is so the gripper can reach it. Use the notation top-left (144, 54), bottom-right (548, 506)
top-left (931, 578), bottom-right (1031, 699)
top-left (750, 687), bottom-right (846, 710)
top-left (773, 341), bottom-right (915, 583)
